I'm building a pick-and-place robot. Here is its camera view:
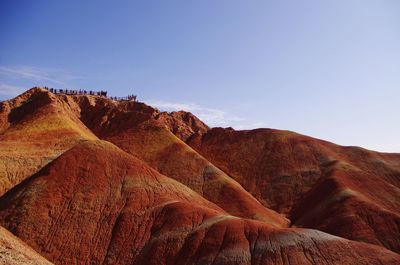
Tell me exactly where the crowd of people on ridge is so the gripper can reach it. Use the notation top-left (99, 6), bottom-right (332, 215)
top-left (42, 87), bottom-right (137, 101)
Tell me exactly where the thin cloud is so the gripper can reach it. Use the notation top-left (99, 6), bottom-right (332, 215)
top-left (0, 65), bottom-right (80, 85)
top-left (0, 83), bottom-right (24, 96)
top-left (147, 99), bottom-right (265, 130)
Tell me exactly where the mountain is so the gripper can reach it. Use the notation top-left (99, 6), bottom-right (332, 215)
top-left (0, 87), bottom-right (399, 264)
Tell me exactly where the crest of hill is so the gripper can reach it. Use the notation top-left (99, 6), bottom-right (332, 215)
top-left (1, 87), bottom-right (209, 140)
top-left (35, 87), bottom-right (210, 140)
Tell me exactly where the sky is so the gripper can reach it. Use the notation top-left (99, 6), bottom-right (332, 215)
top-left (1, 1), bottom-right (400, 152)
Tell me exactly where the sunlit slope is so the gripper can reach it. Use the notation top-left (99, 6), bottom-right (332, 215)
top-left (0, 88), bottom-right (97, 196)
top-left (1, 140), bottom-right (398, 265)
top-left (0, 225), bottom-right (53, 265)
top-left (187, 127), bottom-right (400, 253)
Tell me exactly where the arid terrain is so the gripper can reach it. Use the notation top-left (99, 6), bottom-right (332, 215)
top-left (0, 87), bottom-right (399, 264)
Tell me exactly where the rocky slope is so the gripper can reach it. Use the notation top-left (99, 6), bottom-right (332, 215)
top-left (0, 225), bottom-right (53, 265)
top-left (187, 127), bottom-right (400, 253)
top-left (1, 140), bottom-right (399, 264)
top-left (0, 87), bottom-right (399, 264)
top-left (69, 95), bottom-right (287, 226)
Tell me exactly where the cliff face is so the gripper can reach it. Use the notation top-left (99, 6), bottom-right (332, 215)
top-left (0, 87), bottom-right (399, 264)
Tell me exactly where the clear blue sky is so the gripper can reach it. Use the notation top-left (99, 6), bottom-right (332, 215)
top-left (1, 0), bottom-right (400, 152)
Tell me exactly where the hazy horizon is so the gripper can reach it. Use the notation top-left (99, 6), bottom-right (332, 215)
top-left (1, 1), bottom-right (399, 152)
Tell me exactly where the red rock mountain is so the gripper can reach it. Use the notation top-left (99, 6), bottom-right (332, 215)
top-left (0, 87), bottom-right (399, 264)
